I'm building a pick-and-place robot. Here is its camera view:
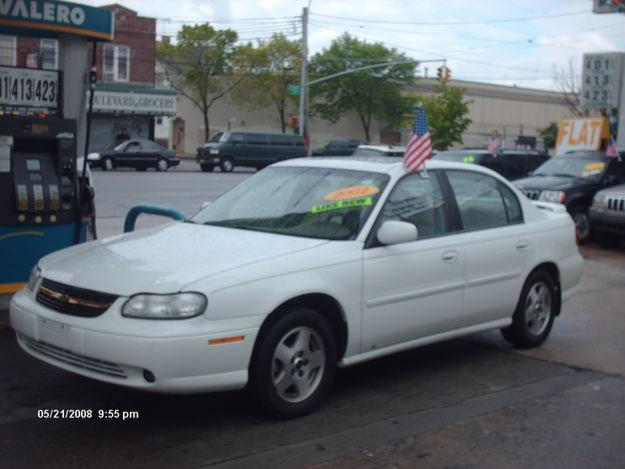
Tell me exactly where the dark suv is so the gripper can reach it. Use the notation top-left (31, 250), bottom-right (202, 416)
top-left (196, 131), bottom-right (306, 172)
top-left (432, 149), bottom-right (548, 181)
top-left (514, 152), bottom-right (625, 242)
top-left (312, 139), bottom-right (362, 157)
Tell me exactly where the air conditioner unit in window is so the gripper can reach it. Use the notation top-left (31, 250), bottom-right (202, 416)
top-left (103, 72), bottom-right (114, 82)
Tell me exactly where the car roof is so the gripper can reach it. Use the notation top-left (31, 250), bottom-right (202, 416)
top-left (358, 144), bottom-right (406, 151)
top-left (276, 156), bottom-right (508, 178)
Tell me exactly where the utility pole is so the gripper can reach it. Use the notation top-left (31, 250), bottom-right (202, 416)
top-left (299, 6), bottom-right (308, 145)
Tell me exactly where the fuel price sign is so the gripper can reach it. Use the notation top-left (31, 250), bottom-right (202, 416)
top-left (581, 52), bottom-right (624, 109)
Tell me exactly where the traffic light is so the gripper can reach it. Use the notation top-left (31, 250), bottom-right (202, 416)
top-left (437, 65), bottom-right (451, 82)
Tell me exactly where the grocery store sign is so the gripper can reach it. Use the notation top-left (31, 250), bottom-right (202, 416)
top-left (92, 90), bottom-right (176, 116)
top-left (0, 65), bottom-right (59, 112)
top-left (555, 117), bottom-right (610, 156)
top-left (0, 0), bottom-right (114, 40)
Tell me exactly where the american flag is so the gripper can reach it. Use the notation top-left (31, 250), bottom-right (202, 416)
top-left (404, 105), bottom-right (432, 172)
top-left (487, 132), bottom-right (498, 155)
top-left (606, 135), bottom-right (619, 158)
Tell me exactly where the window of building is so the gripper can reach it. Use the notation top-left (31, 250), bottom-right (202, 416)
top-left (103, 44), bottom-right (130, 82)
top-left (40, 39), bottom-right (58, 70)
top-left (0, 35), bottom-right (16, 66)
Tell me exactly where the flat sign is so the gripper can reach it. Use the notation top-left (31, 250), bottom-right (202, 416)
top-left (0, 0), bottom-right (114, 40)
top-left (0, 65), bottom-right (59, 112)
top-left (92, 90), bottom-right (177, 116)
top-left (555, 117), bottom-right (610, 156)
top-left (581, 52), bottom-right (624, 109)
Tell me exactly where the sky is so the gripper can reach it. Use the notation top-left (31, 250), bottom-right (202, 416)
top-left (79, 0), bottom-right (625, 91)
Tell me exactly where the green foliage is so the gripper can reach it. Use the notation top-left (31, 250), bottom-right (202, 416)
top-left (156, 24), bottom-right (241, 141)
top-left (412, 83), bottom-right (472, 151)
top-left (232, 34), bottom-right (302, 133)
top-left (309, 33), bottom-right (417, 141)
top-left (539, 122), bottom-right (559, 150)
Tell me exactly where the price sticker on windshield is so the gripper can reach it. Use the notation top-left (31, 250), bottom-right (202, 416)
top-left (312, 196), bottom-right (373, 214)
top-left (323, 185), bottom-right (379, 201)
top-left (582, 162), bottom-right (605, 177)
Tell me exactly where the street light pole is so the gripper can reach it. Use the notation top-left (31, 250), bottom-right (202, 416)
top-left (299, 6), bottom-right (308, 139)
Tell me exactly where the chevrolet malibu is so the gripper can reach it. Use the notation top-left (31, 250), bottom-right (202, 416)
top-left (11, 157), bottom-right (583, 418)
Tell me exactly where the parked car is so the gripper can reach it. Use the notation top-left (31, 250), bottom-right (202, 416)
top-left (312, 139), bottom-right (362, 156)
top-left (432, 149), bottom-right (548, 180)
top-left (514, 152), bottom-right (625, 242)
top-left (589, 182), bottom-right (625, 248)
top-left (11, 157), bottom-right (583, 418)
top-left (88, 140), bottom-right (180, 172)
top-left (353, 144), bottom-right (405, 157)
top-left (196, 131), bottom-right (306, 172)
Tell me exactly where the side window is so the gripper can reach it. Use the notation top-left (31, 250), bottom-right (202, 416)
top-left (230, 133), bottom-right (244, 144)
top-left (446, 170), bottom-right (508, 231)
top-left (125, 142), bottom-right (140, 151)
top-left (499, 183), bottom-right (523, 224)
top-left (606, 160), bottom-right (625, 183)
top-left (246, 134), bottom-right (268, 145)
top-left (379, 173), bottom-right (448, 239)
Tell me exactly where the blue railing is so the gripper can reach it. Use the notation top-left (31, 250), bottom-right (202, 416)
top-left (123, 204), bottom-right (186, 233)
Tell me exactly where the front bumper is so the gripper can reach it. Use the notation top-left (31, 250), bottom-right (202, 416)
top-left (10, 288), bottom-right (260, 393)
top-left (589, 208), bottom-right (625, 236)
top-left (198, 155), bottom-right (222, 165)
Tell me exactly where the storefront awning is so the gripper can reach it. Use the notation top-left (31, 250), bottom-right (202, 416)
top-left (90, 83), bottom-right (177, 116)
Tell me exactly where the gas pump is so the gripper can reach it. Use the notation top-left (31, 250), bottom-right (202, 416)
top-left (0, 115), bottom-right (94, 294)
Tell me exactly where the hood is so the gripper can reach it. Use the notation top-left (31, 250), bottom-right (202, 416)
top-left (596, 182), bottom-right (625, 197)
top-left (513, 175), bottom-right (594, 192)
top-left (39, 222), bottom-right (328, 296)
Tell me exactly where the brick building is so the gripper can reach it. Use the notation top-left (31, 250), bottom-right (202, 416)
top-left (0, 3), bottom-right (176, 152)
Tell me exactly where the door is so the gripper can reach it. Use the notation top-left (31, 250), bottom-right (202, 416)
top-left (444, 169), bottom-right (531, 328)
top-left (362, 171), bottom-right (464, 351)
top-left (120, 140), bottom-right (142, 167)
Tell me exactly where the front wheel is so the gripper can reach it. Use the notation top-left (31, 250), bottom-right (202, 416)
top-left (501, 270), bottom-right (556, 348)
top-left (102, 157), bottom-right (114, 171)
top-left (156, 158), bottom-right (169, 172)
top-left (250, 308), bottom-right (337, 419)
top-left (220, 157), bottom-right (234, 172)
top-left (200, 163), bottom-right (214, 172)
top-left (572, 209), bottom-right (591, 243)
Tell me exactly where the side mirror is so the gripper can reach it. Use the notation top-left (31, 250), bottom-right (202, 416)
top-left (377, 220), bottom-right (418, 245)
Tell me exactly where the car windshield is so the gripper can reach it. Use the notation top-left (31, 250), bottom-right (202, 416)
top-left (434, 152), bottom-right (485, 164)
top-left (192, 166), bottom-right (389, 240)
top-left (534, 156), bottom-right (608, 179)
top-left (207, 132), bottom-right (226, 143)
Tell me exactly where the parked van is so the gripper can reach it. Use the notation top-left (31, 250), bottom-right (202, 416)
top-left (196, 131), bottom-right (307, 172)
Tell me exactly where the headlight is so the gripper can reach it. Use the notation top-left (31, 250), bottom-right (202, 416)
top-left (87, 152), bottom-right (101, 161)
top-left (122, 293), bottom-right (207, 319)
top-left (209, 149), bottom-right (220, 155)
top-left (591, 193), bottom-right (608, 209)
top-left (539, 190), bottom-right (566, 203)
top-left (27, 265), bottom-right (40, 291)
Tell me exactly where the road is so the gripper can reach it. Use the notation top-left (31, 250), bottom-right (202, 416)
top-left (1, 164), bottom-right (624, 468)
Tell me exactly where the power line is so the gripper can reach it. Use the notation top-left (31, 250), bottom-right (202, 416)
top-left (310, 9), bottom-right (590, 26)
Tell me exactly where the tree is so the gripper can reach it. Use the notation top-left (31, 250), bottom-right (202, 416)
top-left (309, 33), bottom-right (416, 142)
top-left (540, 122), bottom-right (559, 151)
top-left (157, 24), bottom-right (243, 142)
top-left (553, 58), bottom-right (587, 117)
top-left (231, 34), bottom-right (301, 133)
top-left (412, 83), bottom-right (472, 150)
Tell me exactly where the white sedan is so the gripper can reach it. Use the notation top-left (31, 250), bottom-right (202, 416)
top-left (10, 157), bottom-right (583, 418)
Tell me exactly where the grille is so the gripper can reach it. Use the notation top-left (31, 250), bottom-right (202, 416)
top-left (607, 196), bottom-right (625, 212)
top-left (36, 278), bottom-right (118, 318)
top-left (523, 190), bottom-right (541, 200)
top-left (19, 334), bottom-right (127, 379)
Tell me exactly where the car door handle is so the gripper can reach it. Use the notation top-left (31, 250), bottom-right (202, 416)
top-left (441, 251), bottom-right (458, 263)
top-left (516, 241), bottom-right (530, 251)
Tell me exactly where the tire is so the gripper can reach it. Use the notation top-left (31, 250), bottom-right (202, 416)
top-left (250, 308), bottom-right (337, 419)
top-left (596, 231), bottom-right (621, 249)
top-left (200, 163), bottom-right (214, 172)
top-left (102, 157), bottom-right (114, 171)
top-left (501, 270), bottom-right (557, 348)
top-left (156, 158), bottom-right (169, 172)
top-left (572, 209), bottom-right (591, 243)
top-left (220, 157), bottom-right (234, 172)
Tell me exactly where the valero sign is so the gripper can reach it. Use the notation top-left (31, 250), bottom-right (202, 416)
top-left (0, 0), bottom-right (114, 40)
top-left (555, 117), bottom-right (610, 156)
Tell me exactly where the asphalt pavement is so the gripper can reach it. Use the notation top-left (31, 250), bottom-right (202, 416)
top-left (1, 163), bottom-right (624, 468)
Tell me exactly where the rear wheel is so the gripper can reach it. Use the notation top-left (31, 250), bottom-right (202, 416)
top-left (200, 163), bottom-right (214, 172)
top-left (250, 308), bottom-right (337, 419)
top-left (102, 157), bottom-right (114, 171)
top-left (501, 270), bottom-right (556, 348)
top-left (156, 158), bottom-right (169, 172)
top-left (220, 157), bottom-right (234, 172)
